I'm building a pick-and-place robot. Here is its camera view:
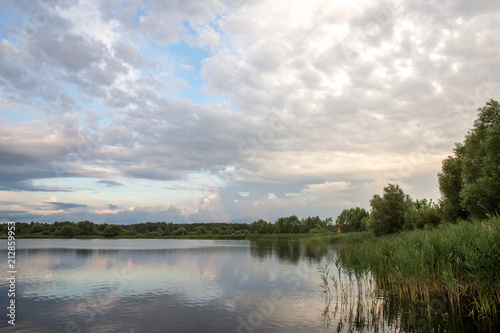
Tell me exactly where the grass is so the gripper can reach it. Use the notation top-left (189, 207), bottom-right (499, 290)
top-left (336, 216), bottom-right (500, 324)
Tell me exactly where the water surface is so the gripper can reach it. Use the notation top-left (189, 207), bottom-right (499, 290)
top-left (0, 238), bottom-right (483, 332)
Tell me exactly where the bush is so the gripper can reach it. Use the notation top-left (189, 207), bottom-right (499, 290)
top-left (308, 227), bottom-right (330, 234)
top-left (172, 227), bottom-right (187, 236)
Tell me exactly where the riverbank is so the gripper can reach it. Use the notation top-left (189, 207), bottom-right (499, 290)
top-left (5, 230), bottom-right (370, 242)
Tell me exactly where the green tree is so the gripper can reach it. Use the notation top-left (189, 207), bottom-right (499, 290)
top-left (128, 225), bottom-right (138, 236)
top-left (249, 219), bottom-right (270, 234)
top-left (274, 215), bottom-right (299, 233)
top-left (369, 184), bottom-right (406, 236)
top-left (211, 227), bottom-right (221, 235)
top-left (172, 227), bottom-right (187, 236)
top-left (460, 100), bottom-right (500, 219)
top-left (301, 216), bottom-right (323, 233)
top-left (60, 225), bottom-right (75, 238)
top-left (30, 222), bottom-right (44, 233)
top-left (195, 226), bottom-right (208, 235)
top-left (291, 221), bottom-right (302, 233)
top-left (163, 225), bottom-right (171, 235)
top-left (438, 99), bottom-right (500, 220)
top-left (103, 224), bottom-right (122, 237)
top-left (403, 198), bottom-right (442, 230)
top-left (438, 144), bottom-right (468, 221)
top-left (77, 220), bottom-right (96, 235)
top-left (335, 207), bottom-right (369, 232)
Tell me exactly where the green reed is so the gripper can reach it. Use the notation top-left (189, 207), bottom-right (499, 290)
top-left (336, 216), bottom-right (500, 325)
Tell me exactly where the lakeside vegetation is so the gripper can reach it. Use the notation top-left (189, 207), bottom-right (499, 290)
top-left (337, 217), bottom-right (500, 324)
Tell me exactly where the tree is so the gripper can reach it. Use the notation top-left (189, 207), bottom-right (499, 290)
top-left (403, 198), bottom-right (442, 230)
top-left (335, 208), bottom-right (369, 232)
top-left (172, 227), bottom-right (187, 236)
top-left (163, 225), bottom-right (171, 235)
top-left (128, 225), bottom-right (138, 236)
top-left (274, 215), bottom-right (299, 233)
top-left (301, 216), bottom-right (323, 233)
top-left (77, 220), bottom-right (96, 235)
top-left (195, 226), bottom-right (208, 235)
top-left (30, 222), bottom-right (44, 233)
top-left (291, 221), bottom-right (302, 233)
top-left (249, 219), bottom-right (270, 234)
top-left (460, 100), bottom-right (500, 219)
top-left (438, 144), bottom-right (468, 221)
top-left (60, 225), bottom-right (75, 238)
top-left (104, 224), bottom-right (122, 237)
top-left (438, 99), bottom-right (500, 220)
top-left (369, 184), bottom-right (406, 236)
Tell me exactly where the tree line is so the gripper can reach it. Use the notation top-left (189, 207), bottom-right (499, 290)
top-left (0, 216), bottom-right (334, 238)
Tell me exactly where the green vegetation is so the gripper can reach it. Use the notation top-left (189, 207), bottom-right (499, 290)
top-left (336, 217), bottom-right (500, 323)
top-left (0, 216), bottom-right (335, 239)
top-left (439, 99), bottom-right (500, 221)
top-left (335, 207), bottom-right (369, 232)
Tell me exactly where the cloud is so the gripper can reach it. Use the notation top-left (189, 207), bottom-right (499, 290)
top-left (302, 181), bottom-right (351, 196)
top-left (0, 0), bottom-right (498, 224)
top-left (44, 202), bottom-right (88, 210)
top-left (0, 180), bottom-right (75, 192)
top-left (97, 180), bottom-right (124, 187)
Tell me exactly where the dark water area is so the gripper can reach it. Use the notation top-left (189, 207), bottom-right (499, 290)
top-left (0, 239), bottom-right (493, 332)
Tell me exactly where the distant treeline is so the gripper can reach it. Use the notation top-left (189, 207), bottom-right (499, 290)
top-left (0, 216), bottom-right (334, 238)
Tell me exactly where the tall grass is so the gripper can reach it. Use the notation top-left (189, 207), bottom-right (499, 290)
top-left (337, 216), bottom-right (500, 324)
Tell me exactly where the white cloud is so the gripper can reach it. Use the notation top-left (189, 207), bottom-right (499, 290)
top-left (1, 0), bottom-right (499, 223)
top-left (302, 181), bottom-right (351, 195)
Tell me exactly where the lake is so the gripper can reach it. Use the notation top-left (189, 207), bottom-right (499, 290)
top-left (0, 239), bottom-right (481, 332)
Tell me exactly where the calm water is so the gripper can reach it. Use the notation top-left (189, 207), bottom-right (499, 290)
top-left (0, 239), bottom-right (485, 332)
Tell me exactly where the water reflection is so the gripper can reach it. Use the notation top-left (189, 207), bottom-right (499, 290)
top-left (250, 240), bottom-right (332, 264)
top-left (0, 238), bottom-right (491, 332)
top-left (0, 239), bottom-right (334, 333)
top-left (318, 262), bottom-right (491, 333)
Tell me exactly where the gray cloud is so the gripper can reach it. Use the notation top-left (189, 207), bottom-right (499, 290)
top-left (44, 202), bottom-right (88, 210)
top-left (97, 180), bottom-right (124, 187)
top-left (0, 0), bottom-right (499, 223)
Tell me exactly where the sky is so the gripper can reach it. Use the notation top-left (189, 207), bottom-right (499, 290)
top-left (0, 0), bottom-right (499, 224)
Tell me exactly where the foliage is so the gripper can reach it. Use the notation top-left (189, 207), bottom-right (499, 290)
top-left (403, 198), bottom-right (441, 230)
top-left (103, 224), bottom-right (123, 237)
top-left (337, 216), bottom-right (500, 323)
top-left (172, 227), bottom-right (187, 236)
top-left (439, 99), bottom-right (500, 220)
top-left (335, 207), bottom-right (369, 232)
top-left (274, 215), bottom-right (299, 233)
top-left (308, 227), bottom-right (330, 234)
top-left (30, 222), bottom-right (45, 233)
top-left (60, 225), bottom-right (75, 238)
top-left (162, 225), bottom-right (171, 235)
top-left (77, 220), bottom-right (96, 235)
top-left (368, 184), bottom-right (406, 236)
top-left (195, 226), bottom-right (208, 235)
top-left (249, 219), bottom-right (271, 234)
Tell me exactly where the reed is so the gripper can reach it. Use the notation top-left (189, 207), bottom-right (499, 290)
top-left (336, 216), bottom-right (500, 324)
